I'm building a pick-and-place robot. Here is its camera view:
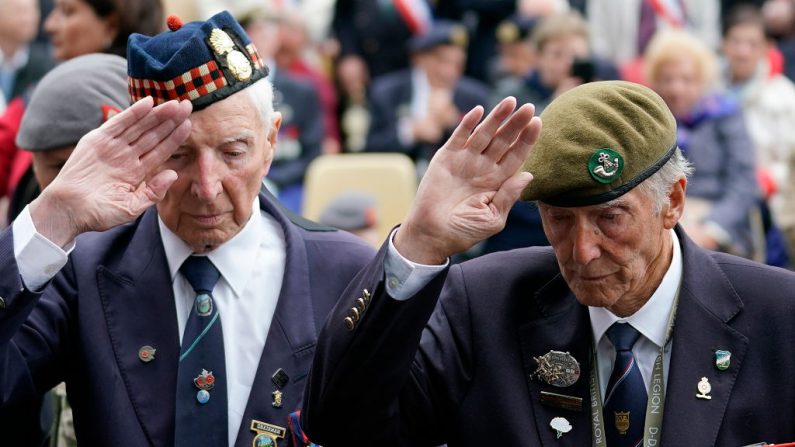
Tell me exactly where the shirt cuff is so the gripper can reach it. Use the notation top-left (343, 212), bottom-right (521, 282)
top-left (12, 205), bottom-right (75, 291)
top-left (384, 228), bottom-right (448, 301)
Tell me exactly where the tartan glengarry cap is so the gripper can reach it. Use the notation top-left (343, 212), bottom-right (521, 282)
top-left (17, 53), bottom-right (129, 152)
top-left (520, 81), bottom-right (678, 207)
top-left (126, 10), bottom-right (268, 111)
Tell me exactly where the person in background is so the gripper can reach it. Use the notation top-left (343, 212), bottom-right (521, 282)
top-left (237, 6), bottom-right (324, 214)
top-left (0, 0), bottom-right (51, 105)
top-left (721, 4), bottom-right (795, 265)
top-left (494, 11), bottom-right (619, 116)
top-left (1, 0), bottom-right (164, 223)
top-left (1, 53), bottom-right (130, 447)
top-left (491, 14), bottom-right (537, 86)
top-left (646, 29), bottom-right (760, 259)
top-left (365, 20), bottom-right (490, 177)
top-left (486, 11), bottom-right (618, 257)
top-left (0, 0), bottom-right (54, 221)
top-left (318, 191), bottom-right (380, 247)
top-left (0, 11), bottom-right (374, 446)
top-left (762, 0), bottom-right (795, 81)
top-left (587, 0), bottom-right (721, 74)
top-left (275, 5), bottom-right (341, 156)
top-left (336, 52), bottom-right (371, 153)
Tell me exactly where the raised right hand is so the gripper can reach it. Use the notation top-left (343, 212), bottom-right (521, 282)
top-left (395, 97), bottom-right (542, 264)
top-left (29, 97), bottom-right (192, 247)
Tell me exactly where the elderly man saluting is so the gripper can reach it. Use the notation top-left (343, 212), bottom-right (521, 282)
top-left (0, 11), bottom-right (374, 447)
top-left (303, 81), bottom-right (795, 446)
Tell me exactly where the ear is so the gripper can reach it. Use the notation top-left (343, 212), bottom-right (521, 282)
top-left (268, 111), bottom-right (282, 148)
top-left (662, 177), bottom-right (687, 230)
top-left (104, 12), bottom-right (121, 44)
top-left (261, 111), bottom-right (282, 176)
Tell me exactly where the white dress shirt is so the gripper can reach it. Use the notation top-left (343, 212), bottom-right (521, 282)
top-left (158, 198), bottom-right (285, 446)
top-left (588, 229), bottom-right (682, 398)
top-left (12, 198), bottom-right (286, 446)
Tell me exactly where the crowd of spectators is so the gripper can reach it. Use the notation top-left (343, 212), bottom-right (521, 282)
top-left (3, 0), bottom-right (795, 268)
top-left (3, 0), bottom-right (795, 262)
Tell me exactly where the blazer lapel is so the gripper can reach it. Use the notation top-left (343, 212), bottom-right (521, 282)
top-left (97, 208), bottom-right (180, 446)
top-left (518, 274), bottom-right (594, 447)
top-left (660, 230), bottom-right (748, 446)
top-left (234, 195), bottom-right (318, 447)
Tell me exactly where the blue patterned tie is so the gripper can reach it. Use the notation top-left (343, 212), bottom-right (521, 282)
top-left (604, 323), bottom-right (646, 447)
top-left (175, 256), bottom-right (228, 446)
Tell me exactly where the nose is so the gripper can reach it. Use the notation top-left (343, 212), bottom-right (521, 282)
top-left (190, 154), bottom-right (223, 201)
top-left (571, 220), bottom-right (601, 265)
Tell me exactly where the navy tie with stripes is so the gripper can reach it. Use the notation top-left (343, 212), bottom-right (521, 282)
top-left (604, 322), bottom-right (646, 447)
top-left (175, 255), bottom-right (228, 446)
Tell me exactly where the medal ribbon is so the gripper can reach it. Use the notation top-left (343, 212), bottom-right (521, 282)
top-left (590, 288), bottom-right (680, 447)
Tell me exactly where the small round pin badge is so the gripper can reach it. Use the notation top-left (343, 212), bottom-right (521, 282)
top-left (196, 389), bottom-right (210, 404)
top-left (138, 345), bottom-right (156, 363)
top-left (588, 148), bottom-right (624, 184)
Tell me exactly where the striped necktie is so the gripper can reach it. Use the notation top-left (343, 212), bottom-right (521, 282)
top-left (604, 322), bottom-right (646, 447)
top-left (175, 255), bottom-right (228, 446)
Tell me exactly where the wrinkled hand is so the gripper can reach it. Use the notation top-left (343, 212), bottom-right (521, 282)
top-left (29, 97), bottom-right (193, 247)
top-left (395, 97), bottom-right (542, 264)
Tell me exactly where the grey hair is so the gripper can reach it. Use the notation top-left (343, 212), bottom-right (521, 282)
top-left (635, 148), bottom-right (694, 215)
top-left (245, 77), bottom-right (276, 132)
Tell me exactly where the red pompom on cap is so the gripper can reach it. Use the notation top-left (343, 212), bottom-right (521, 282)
top-left (166, 15), bottom-right (183, 31)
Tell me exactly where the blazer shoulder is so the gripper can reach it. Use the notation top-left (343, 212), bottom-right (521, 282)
top-left (711, 251), bottom-right (795, 300)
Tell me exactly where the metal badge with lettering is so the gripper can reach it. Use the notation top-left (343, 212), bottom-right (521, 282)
top-left (250, 420), bottom-right (286, 447)
top-left (533, 350), bottom-right (581, 387)
top-left (614, 411), bottom-right (630, 434)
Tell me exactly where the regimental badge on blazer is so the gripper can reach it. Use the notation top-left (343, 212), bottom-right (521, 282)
top-left (532, 350), bottom-right (581, 387)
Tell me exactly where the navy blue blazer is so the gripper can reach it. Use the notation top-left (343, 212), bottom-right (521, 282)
top-left (304, 226), bottom-right (795, 446)
top-left (0, 193), bottom-right (375, 446)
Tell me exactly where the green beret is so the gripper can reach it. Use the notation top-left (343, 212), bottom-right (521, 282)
top-left (520, 80), bottom-right (677, 207)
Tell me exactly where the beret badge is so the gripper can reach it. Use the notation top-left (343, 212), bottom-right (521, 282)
top-left (451, 25), bottom-right (468, 47)
top-left (496, 22), bottom-right (519, 44)
top-left (588, 148), bottom-right (624, 184)
top-left (209, 28), bottom-right (252, 81)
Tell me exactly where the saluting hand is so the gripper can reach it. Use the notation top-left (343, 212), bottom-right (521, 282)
top-left (395, 97), bottom-right (542, 264)
top-left (29, 97), bottom-right (193, 248)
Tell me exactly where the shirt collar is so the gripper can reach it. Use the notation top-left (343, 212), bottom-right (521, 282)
top-left (158, 198), bottom-right (265, 297)
top-left (0, 45), bottom-right (30, 70)
top-left (589, 229), bottom-right (683, 348)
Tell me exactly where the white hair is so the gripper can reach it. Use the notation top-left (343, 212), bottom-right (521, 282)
top-left (245, 77), bottom-right (276, 132)
top-left (635, 148), bottom-right (694, 215)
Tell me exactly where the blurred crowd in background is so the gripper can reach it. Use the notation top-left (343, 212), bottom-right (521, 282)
top-left (3, 0), bottom-right (795, 266)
